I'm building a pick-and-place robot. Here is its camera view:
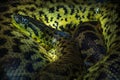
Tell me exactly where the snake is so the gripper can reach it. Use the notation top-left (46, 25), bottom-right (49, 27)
top-left (0, 0), bottom-right (120, 80)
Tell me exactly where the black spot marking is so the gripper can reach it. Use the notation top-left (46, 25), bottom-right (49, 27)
top-left (14, 9), bottom-right (19, 13)
top-left (25, 7), bottom-right (29, 11)
top-left (57, 14), bottom-right (61, 19)
top-left (31, 46), bottom-right (39, 51)
top-left (65, 18), bottom-right (67, 21)
top-left (49, 7), bottom-right (55, 13)
top-left (109, 40), bottom-right (120, 48)
top-left (75, 14), bottom-right (80, 20)
top-left (89, 7), bottom-right (94, 11)
top-left (87, 13), bottom-right (91, 19)
top-left (102, 15), bottom-right (107, 19)
top-left (0, 18), bottom-right (3, 21)
top-left (0, 38), bottom-right (7, 46)
top-left (12, 45), bottom-right (21, 53)
top-left (116, 31), bottom-right (120, 36)
top-left (24, 51), bottom-right (36, 60)
top-left (107, 30), bottom-right (111, 35)
top-left (3, 13), bottom-right (12, 18)
top-left (96, 45), bottom-right (106, 54)
top-left (73, 0), bottom-right (79, 4)
top-left (7, 58), bottom-right (21, 69)
top-left (82, 15), bottom-right (85, 18)
top-left (39, 11), bottom-right (44, 16)
top-left (56, 5), bottom-right (68, 15)
top-left (25, 63), bottom-right (34, 73)
top-left (81, 54), bottom-right (87, 59)
top-left (50, 17), bottom-right (53, 21)
top-left (35, 57), bottom-right (43, 62)
top-left (69, 5), bottom-right (75, 15)
top-left (66, 24), bottom-right (72, 30)
top-left (59, 26), bottom-right (65, 31)
top-left (89, 21), bottom-right (99, 26)
top-left (79, 6), bottom-right (82, 10)
top-left (2, 22), bottom-right (10, 25)
top-left (3, 30), bottom-right (14, 36)
top-left (13, 38), bottom-right (24, 45)
top-left (11, 2), bottom-right (21, 7)
top-left (61, 18), bottom-right (63, 21)
top-left (0, 26), bottom-right (1, 31)
top-left (0, 48), bottom-right (8, 58)
top-left (87, 2), bottom-right (92, 5)
top-left (53, 21), bottom-right (58, 29)
top-left (82, 7), bottom-right (86, 13)
top-left (0, 6), bottom-right (9, 12)
top-left (109, 61), bottom-right (120, 75)
top-left (44, 15), bottom-right (48, 23)
top-left (48, 0), bottom-right (54, 3)
top-left (96, 72), bottom-right (108, 80)
top-left (107, 54), bottom-right (118, 61)
top-left (27, 2), bottom-right (33, 5)
top-left (30, 7), bottom-right (36, 11)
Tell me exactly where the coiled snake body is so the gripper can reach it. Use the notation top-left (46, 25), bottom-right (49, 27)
top-left (0, 0), bottom-right (120, 80)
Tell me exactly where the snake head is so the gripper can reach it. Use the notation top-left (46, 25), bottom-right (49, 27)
top-left (13, 13), bottom-right (29, 25)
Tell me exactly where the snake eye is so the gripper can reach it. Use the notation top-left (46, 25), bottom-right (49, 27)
top-left (22, 18), bottom-right (28, 24)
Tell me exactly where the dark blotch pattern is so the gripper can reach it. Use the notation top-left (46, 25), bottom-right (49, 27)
top-left (89, 21), bottom-right (99, 26)
top-left (0, 26), bottom-right (1, 31)
top-left (107, 54), bottom-right (118, 61)
top-left (35, 58), bottom-right (43, 62)
top-left (69, 5), bottom-right (75, 15)
top-left (0, 37), bottom-right (7, 46)
top-left (7, 58), bottom-right (21, 69)
top-left (2, 22), bottom-right (11, 25)
top-left (13, 38), bottom-right (24, 45)
top-left (57, 14), bottom-right (61, 19)
top-left (116, 31), bottom-right (120, 37)
top-left (31, 46), bottom-right (39, 51)
top-left (96, 45), bottom-right (106, 54)
top-left (109, 61), bottom-right (120, 75)
top-left (56, 5), bottom-right (68, 15)
top-left (3, 30), bottom-right (14, 36)
top-left (39, 11), bottom-right (44, 16)
top-left (3, 13), bottom-right (12, 18)
top-left (44, 15), bottom-right (48, 23)
top-left (12, 45), bottom-right (21, 53)
top-left (50, 17), bottom-right (53, 21)
top-left (25, 63), bottom-right (34, 73)
top-left (24, 51), bottom-right (36, 60)
top-left (96, 72), bottom-right (108, 80)
top-left (49, 7), bottom-right (55, 13)
top-left (11, 2), bottom-right (21, 7)
top-left (0, 18), bottom-right (3, 21)
top-left (14, 9), bottom-right (20, 13)
top-left (30, 7), bottom-right (36, 11)
top-left (75, 14), bottom-right (80, 20)
top-left (0, 6), bottom-right (9, 12)
top-left (0, 48), bottom-right (8, 58)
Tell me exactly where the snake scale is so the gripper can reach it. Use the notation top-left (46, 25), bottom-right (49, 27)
top-left (0, 0), bottom-right (120, 80)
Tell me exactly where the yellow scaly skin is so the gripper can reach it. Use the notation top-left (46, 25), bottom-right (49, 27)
top-left (0, 0), bottom-right (120, 80)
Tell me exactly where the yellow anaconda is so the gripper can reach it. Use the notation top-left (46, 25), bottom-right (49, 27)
top-left (0, 0), bottom-right (120, 80)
